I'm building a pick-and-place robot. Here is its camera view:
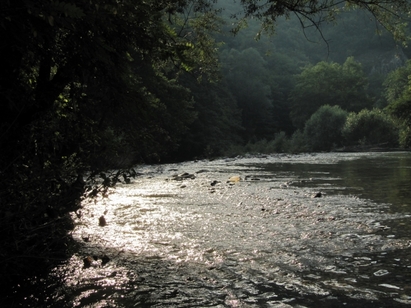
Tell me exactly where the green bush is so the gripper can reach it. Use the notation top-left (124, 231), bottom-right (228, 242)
top-left (272, 131), bottom-right (289, 153)
top-left (385, 93), bottom-right (411, 148)
top-left (242, 133), bottom-right (292, 154)
top-left (397, 123), bottom-right (411, 148)
top-left (342, 108), bottom-right (399, 147)
top-left (288, 130), bottom-right (309, 153)
top-left (303, 105), bottom-right (348, 151)
top-left (221, 133), bottom-right (290, 156)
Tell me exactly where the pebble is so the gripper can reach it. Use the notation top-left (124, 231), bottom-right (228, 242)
top-left (99, 215), bottom-right (107, 226)
top-left (378, 283), bottom-right (400, 290)
top-left (373, 269), bottom-right (389, 276)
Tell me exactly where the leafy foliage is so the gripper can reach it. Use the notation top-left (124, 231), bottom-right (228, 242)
top-left (220, 47), bottom-right (277, 140)
top-left (342, 109), bottom-right (399, 146)
top-left (239, 0), bottom-right (411, 44)
top-left (304, 105), bottom-right (349, 151)
top-left (384, 60), bottom-right (411, 104)
top-left (289, 57), bottom-right (371, 129)
top-left (176, 77), bottom-right (243, 159)
top-left (0, 0), bottom-right (220, 288)
top-left (384, 60), bottom-right (411, 147)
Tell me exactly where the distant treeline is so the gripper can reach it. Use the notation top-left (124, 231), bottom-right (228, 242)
top-left (176, 7), bottom-right (411, 158)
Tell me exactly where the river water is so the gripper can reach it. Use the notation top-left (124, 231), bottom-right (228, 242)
top-left (16, 152), bottom-right (411, 307)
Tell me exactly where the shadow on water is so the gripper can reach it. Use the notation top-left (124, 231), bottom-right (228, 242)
top-left (5, 152), bottom-right (411, 307)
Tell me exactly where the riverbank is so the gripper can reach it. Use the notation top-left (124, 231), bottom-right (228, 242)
top-left (336, 144), bottom-right (411, 152)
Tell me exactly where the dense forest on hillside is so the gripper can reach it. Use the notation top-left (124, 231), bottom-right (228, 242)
top-left (177, 2), bottom-right (411, 157)
top-left (1, 0), bottom-right (411, 303)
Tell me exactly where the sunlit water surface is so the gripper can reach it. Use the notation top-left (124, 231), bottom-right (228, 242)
top-left (28, 153), bottom-right (411, 306)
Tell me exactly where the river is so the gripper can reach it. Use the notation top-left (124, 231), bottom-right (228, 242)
top-left (12, 152), bottom-right (411, 307)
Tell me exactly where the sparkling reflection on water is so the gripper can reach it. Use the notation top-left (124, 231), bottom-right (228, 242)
top-left (54, 152), bottom-right (411, 307)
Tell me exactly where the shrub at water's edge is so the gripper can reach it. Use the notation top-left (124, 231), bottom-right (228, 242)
top-left (221, 106), bottom-right (405, 156)
top-left (342, 109), bottom-right (399, 147)
top-left (303, 105), bottom-right (348, 151)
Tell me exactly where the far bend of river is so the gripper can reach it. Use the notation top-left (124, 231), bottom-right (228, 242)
top-left (14, 152), bottom-right (411, 307)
